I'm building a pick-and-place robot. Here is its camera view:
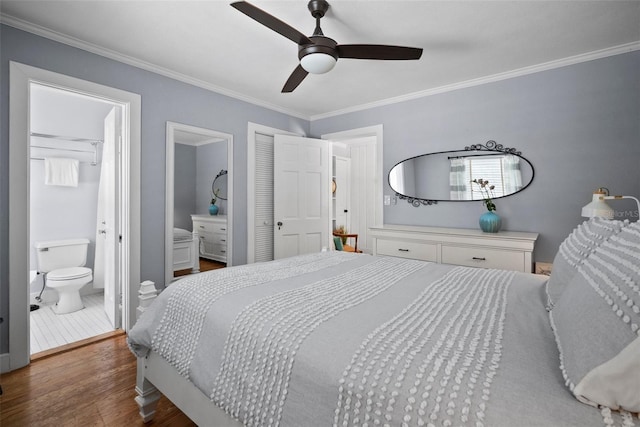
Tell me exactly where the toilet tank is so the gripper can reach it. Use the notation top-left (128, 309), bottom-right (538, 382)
top-left (35, 238), bottom-right (90, 273)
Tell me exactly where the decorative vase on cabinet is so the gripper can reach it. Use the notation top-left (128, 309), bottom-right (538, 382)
top-left (209, 204), bottom-right (219, 215)
top-left (479, 211), bottom-right (501, 233)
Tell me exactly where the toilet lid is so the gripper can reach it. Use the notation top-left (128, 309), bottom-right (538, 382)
top-left (47, 267), bottom-right (92, 281)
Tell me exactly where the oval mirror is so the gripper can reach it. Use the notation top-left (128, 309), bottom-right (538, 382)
top-left (389, 142), bottom-right (534, 205)
top-left (212, 169), bottom-right (228, 200)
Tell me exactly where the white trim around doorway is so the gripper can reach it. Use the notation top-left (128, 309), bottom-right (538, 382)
top-left (321, 125), bottom-right (384, 228)
top-left (6, 61), bottom-right (141, 372)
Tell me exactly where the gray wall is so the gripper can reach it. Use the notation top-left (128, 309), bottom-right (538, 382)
top-left (173, 144), bottom-right (197, 230)
top-left (0, 24), bottom-right (310, 354)
top-left (311, 51), bottom-right (640, 263)
top-left (173, 141), bottom-right (227, 230)
top-left (196, 142), bottom-right (228, 216)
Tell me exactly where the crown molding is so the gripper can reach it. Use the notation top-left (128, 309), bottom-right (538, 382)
top-left (3, 13), bottom-right (638, 123)
top-left (0, 14), bottom-right (310, 120)
top-left (310, 41), bottom-right (640, 121)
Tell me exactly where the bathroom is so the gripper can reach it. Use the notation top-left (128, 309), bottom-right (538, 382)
top-left (28, 83), bottom-right (121, 355)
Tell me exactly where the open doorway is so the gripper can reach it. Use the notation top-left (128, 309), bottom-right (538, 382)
top-left (8, 62), bottom-right (141, 371)
top-left (323, 125), bottom-right (384, 254)
top-left (28, 83), bottom-right (122, 355)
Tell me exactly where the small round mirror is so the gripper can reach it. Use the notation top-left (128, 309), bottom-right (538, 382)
top-left (212, 169), bottom-right (228, 200)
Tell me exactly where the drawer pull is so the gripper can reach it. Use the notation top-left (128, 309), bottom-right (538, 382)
top-left (220, 228), bottom-right (226, 231)
top-left (199, 225), bottom-right (205, 229)
top-left (472, 257), bottom-right (487, 261)
top-left (398, 248), bottom-right (410, 252)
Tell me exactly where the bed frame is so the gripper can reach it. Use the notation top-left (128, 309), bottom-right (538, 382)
top-left (172, 229), bottom-right (200, 275)
top-left (134, 280), bottom-right (239, 425)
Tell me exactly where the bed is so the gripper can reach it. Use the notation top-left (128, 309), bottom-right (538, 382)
top-left (172, 227), bottom-right (200, 275)
top-left (129, 217), bottom-right (640, 426)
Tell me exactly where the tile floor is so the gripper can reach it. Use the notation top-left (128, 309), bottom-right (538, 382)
top-left (30, 292), bottom-right (115, 354)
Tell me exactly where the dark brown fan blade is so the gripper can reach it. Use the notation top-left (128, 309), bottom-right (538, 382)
top-left (337, 44), bottom-right (423, 60)
top-left (231, 1), bottom-right (313, 46)
top-left (282, 65), bottom-right (309, 93)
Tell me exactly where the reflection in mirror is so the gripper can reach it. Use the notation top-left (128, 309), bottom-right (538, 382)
top-left (389, 141), bottom-right (534, 206)
top-left (212, 169), bottom-right (228, 200)
top-left (166, 122), bottom-right (233, 286)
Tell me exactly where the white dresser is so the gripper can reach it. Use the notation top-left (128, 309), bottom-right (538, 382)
top-left (191, 214), bottom-right (227, 263)
top-left (370, 224), bottom-right (538, 273)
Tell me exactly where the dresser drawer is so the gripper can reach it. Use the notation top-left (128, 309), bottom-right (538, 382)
top-left (209, 244), bottom-right (227, 257)
top-left (441, 245), bottom-right (524, 271)
top-left (211, 232), bottom-right (227, 245)
top-left (376, 239), bottom-right (437, 262)
top-left (193, 221), bottom-right (227, 234)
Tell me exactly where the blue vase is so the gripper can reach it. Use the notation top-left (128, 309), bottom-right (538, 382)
top-left (479, 211), bottom-right (501, 233)
top-left (209, 204), bottom-right (218, 215)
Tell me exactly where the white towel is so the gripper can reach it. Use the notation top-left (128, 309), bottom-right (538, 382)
top-left (44, 157), bottom-right (79, 187)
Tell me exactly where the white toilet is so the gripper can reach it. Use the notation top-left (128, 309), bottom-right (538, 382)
top-left (35, 238), bottom-right (93, 314)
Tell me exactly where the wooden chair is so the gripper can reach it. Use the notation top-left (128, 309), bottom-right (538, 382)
top-left (332, 231), bottom-right (362, 253)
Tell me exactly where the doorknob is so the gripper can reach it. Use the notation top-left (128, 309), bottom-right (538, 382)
top-left (277, 221), bottom-right (283, 230)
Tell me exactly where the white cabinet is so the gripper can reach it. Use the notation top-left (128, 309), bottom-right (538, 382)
top-left (370, 224), bottom-right (538, 273)
top-left (191, 214), bottom-right (227, 263)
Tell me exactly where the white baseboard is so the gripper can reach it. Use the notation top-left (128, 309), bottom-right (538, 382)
top-left (0, 352), bottom-right (11, 373)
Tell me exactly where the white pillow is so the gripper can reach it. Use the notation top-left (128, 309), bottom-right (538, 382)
top-left (550, 222), bottom-right (640, 412)
top-left (574, 336), bottom-right (640, 411)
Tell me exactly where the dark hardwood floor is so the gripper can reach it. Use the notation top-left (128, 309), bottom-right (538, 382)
top-left (174, 258), bottom-right (225, 278)
top-left (0, 333), bottom-right (196, 427)
top-left (0, 262), bottom-right (227, 426)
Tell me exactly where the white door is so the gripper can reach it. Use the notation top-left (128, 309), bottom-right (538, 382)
top-left (334, 156), bottom-right (351, 231)
top-left (97, 107), bottom-right (121, 328)
top-left (274, 134), bottom-right (329, 259)
top-left (253, 132), bottom-right (275, 263)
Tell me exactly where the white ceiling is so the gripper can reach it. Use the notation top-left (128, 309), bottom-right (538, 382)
top-left (2, 1), bottom-right (639, 120)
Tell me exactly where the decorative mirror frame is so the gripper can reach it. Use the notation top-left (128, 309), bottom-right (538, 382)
top-left (212, 169), bottom-right (228, 200)
top-left (390, 140), bottom-right (534, 207)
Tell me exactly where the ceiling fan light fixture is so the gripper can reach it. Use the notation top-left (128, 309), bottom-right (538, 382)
top-left (300, 52), bottom-right (337, 74)
top-left (231, 1), bottom-right (423, 92)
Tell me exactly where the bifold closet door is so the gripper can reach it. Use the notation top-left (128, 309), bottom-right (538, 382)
top-left (253, 132), bottom-right (275, 263)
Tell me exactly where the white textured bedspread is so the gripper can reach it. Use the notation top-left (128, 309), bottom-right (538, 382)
top-left (128, 252), bottom-right (635, 426)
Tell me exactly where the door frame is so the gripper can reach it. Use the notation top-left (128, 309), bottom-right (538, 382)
top-left (245, 123), bottom-right (383, 262)
top-left (165, 121), bottom-right (234, 286)
top-left (322, 125), bottom-right (384, 252)
top-left (7, 62), bottom-right (141, 371)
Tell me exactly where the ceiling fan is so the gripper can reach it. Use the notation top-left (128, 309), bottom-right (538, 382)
top-left (230, 0), bottom-right (423, 93)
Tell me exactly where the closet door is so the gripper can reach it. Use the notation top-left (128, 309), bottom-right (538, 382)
top-left (253, 132), bottom-right (274, 263)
